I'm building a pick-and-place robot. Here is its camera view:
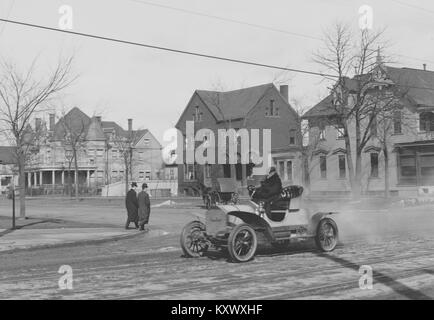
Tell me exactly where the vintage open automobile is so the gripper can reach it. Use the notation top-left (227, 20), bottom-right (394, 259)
top-left (180, 185), bottom-right (339, 262)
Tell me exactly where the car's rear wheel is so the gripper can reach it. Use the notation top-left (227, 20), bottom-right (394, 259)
top-left (228, 224), bottom-right (257, 262)
top-left (315, 218), bottom-right (338, 252)
top-left (180, 221), bottom-right (209, 258)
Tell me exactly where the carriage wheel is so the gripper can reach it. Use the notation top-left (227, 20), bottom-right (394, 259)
top-left (315, 218), bottom-right (338, 252)
top-left (180, 221), bottom-right (209, 258)
top-left (228, 224), bottom-right (257, 262)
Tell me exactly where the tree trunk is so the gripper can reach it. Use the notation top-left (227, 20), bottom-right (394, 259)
top-left (125, 157), bottom-right (129, 196)
top-left (353, 116), bottom-right (362, 199)
top-left (18, 155), bottom-right (26, 219)
top-left (343, 132), bottom-right (356, 197)
top-left (73, 150), bottom-right (79, 200)
top-left (384, 146), bottom-right (390, 198)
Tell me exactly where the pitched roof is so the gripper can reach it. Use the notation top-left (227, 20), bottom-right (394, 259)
top-left (0, 146), bottom-right (17, 164)
top-left (303, 66), bottom-right (434, 119)
top-left (86, 117), bottom-right (106, 141)
top-left (195, 83), bottom-right (275, 121)
top-left (53, 107), bottom-right (91, 141)
top-left (302, 95), bottom-right (335, 118)
top-left (385, 66), bottom-right (434, 107)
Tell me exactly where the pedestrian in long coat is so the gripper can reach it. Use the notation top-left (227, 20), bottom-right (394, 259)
top-left (125, 182), bottom-right (139, 229)
top-left (138, 183), bottom-right (151, 231)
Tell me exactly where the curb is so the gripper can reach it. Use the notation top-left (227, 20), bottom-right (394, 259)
top-left (0, 228), bottom-right (169, 255)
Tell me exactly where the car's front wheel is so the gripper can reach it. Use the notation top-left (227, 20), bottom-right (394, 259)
top-left (315, 218), bottom-right (338, 252)
top-left (180, 221), bottom-right (209, 258)
top-left (228, 224), bottom-right (257, 262)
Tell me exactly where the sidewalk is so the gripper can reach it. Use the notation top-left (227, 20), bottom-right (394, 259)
top-left (0, 227), bottom-right (167, 253)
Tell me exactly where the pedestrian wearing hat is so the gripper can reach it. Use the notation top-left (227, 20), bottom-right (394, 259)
top-left (125, 182), bottom-right (139, 229)
top-left (138, 183), bottom-right (151, 231)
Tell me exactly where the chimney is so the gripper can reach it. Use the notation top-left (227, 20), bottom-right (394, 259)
top-left (128, 118), bottom-right (132, 133)
top-left (35, 118), bottom-right (42, 130)
top-left (95, 116), bottom-right (102, 123)
top-left (423, 64), bottom-right (427, 71)
top-left (279, 85), bottom-right (289, 102)
top-left (49, 114), bottom-right (55, 132)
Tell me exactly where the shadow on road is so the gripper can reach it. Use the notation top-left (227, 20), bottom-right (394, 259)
top-left (314, 252), bottom-right (432, 299)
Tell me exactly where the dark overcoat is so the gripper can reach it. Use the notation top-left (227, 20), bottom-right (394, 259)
top-left (256, 172), bottom-right (282, 199)
top-left (125, 189), bottom-right (139, 221)
top-left (138, 190), bottom-right (151, 225)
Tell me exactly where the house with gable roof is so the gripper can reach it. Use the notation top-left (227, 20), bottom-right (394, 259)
top-left (24, 107), bottom-right (169, 195)
top-left (303, 61), bottom-right (434, 197)
top-left (175, 83), bottom-right (303, 196)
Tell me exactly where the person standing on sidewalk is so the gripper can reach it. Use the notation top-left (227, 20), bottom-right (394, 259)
top-left (125, 182), bottom-right (139, 229)
top-left (138, 183), bottom-right (151, 231)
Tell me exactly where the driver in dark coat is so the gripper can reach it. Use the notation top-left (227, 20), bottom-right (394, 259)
top-left (125, 182), bottom-right (139, 229)
top-left (253, 167), bottom-right (282, 201)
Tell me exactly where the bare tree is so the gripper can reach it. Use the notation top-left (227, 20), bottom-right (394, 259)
top-left (0, 56), bottom-right (74, 218)
top-left (58, 107), bottom-right (87, 200)
top-left (313, 22), bottom-right (401, 198)
top-left (111, 129), bottom-right (140, 195)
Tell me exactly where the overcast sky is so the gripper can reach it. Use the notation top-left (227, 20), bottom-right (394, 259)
top-left (1, 0), bottom-right (433, 145)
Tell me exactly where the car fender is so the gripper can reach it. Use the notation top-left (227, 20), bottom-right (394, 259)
top-left (190, 211), bottom-right (206, 224)
top-left (309, 211), bottom-right (338, 234)
top-left (228, 211), bottom-right (275, 242)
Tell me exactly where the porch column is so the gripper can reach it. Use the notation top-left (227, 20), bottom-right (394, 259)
top-left (241, 164), bottom-right (247, 186)
top-left (74, 170), bottom-right (78, 187)
top-left (61, 171), bottom-right (65, 185)
top-left (87, 170), bottom-right (90, 187)
top-left (52, 170), bottom-right (55, 186)
top-left (33, 172), bottom-right (37, 186)
top-left (27, 172), bottom-right (31, 187)
top-left (39, 171), bottom-right (43, 186)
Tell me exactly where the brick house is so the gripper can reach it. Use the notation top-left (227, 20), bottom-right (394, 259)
top-left (25, 107), bottom-right (168, 195)
top-left (175, 83), bottom-right (302, 196)
top-left (303, 64), bottom-right (434, 197)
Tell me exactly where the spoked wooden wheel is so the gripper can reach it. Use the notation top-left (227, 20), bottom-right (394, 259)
top-left (315, 218), bottom-right (338, 252)
top-left (180, 221), bottom-right (209, 257)
top-left (228, 224), bottom-right (257, 262)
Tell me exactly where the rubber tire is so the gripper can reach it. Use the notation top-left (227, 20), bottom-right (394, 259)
top-left (180, 221), bottom-right (208, 258)
top-left (227, 223), bottom-right (258, 262)
top-left (315, 217), bottom-right (339, 252)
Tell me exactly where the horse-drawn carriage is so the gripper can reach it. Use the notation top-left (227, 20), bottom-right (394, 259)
top-left (181, 184), bottom-right (339, 262)
top-left (201, 178), bottom-right (239, 209)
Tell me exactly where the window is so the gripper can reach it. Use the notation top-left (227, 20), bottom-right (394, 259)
top-left (394, 111), bottom-right (402, 134)
top-left (97, 170), bottom-right (104, 179)
top-left (112, 171), bottom-right (118, 178)
top-left (112, 149), bottom-right (118, 159)
top-left (138, 152), bottom-right (144, 161)
top-left (145, 171), bottom-right (151, 180)
top-left (266, 100), bottom-right (279, 117)
top-left (338, 155), bottom-right (346, 178)
top-left (320, 156), bottom-right (327, 179)
top-left (286, 161), bottom-right (293, 181)
top-left (89, 159), bottom-right (95, 165)
top-left (184, 164), bottom-right (195, 180)
top-left (289, 129), bottom-right (296, 145)
top-left (319, 127), bottom-right (326, 140)
top-left (277, 161), bottom-right (285, 179)
top-left (169, 168), bottom-right (175, 180)
top-left (370, 114), bottom-right (377, 136)
top-left (336, 126), bottom-right (345, 139)
top-left (419, 112), bottom-right (434, 132)
top-left (139, 171), bottom-right (144, 179)
top-left (205, 164), bottom-right (211, 179)
top-left (96, 149), bottom-right (104, 158)
top-left (144, 139), bottom-right (150, 147)
top-left (370, 153), bottom-right (379, 178)
top-left (193, 106), bottom-right (202, 122)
